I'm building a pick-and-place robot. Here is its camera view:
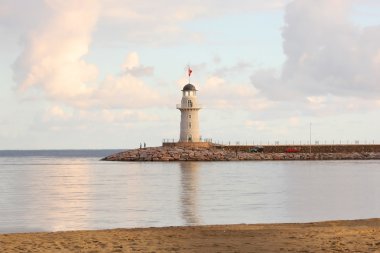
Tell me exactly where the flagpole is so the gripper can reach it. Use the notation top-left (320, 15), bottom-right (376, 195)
top-left (188, 65), bottom-right (191, 84)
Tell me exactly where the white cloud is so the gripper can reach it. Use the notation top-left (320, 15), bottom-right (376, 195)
top-left (44, 105), bottom-right (72, 121)
top-left (13, 0), bottom-right (100, 100)
top-left (251, 0), bottom-right (380, 102)
top-left (202, 75), bottom-right (273, 111)
top-left (122, 52), bottom-right (154, 77)
top-left (89, 74), bottom-right (162, 109)
top-left (122, 52), bottom-right (139, 70)
top-left (306, 96), bottom-right (327, 110)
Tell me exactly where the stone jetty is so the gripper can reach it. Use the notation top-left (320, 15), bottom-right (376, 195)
top-left (102, 146), bottom-right (380, 161)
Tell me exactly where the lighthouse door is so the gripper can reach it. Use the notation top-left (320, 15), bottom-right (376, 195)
top-left (188, 134), bottom-right (192, 142)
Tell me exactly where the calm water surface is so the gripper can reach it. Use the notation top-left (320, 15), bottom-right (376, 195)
top-left (0, 150), bottom-right (379, 233)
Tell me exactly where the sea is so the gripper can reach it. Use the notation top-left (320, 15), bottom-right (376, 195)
top-left (0, 149), bottom-right (380, 233)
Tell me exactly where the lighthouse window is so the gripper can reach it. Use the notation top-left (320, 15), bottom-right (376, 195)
top-left (189, 122), bottom-right (191, 128)
top-left (187, 100), bottom-right (193, 107)
top-left (189, 114), bottom-right (191, 119)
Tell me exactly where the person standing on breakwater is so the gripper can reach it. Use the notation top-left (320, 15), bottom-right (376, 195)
top-left (144, 142), bottom-right (146, 148)
top-left (140, 143), bottom-right (142, 149)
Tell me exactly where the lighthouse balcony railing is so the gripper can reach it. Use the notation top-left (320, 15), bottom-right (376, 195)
top-left (176, 104), bottom-right (202, 109)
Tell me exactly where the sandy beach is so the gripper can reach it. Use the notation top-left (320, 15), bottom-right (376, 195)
top-left (1, 219), bottom-right (380, 252)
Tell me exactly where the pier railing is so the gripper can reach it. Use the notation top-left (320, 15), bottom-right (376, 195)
top-left (208, 140), bottom-right (378, 146)
top-left (162, 138), bottom-right (380, 153)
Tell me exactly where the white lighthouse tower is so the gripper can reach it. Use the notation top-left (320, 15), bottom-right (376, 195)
top-left (176, 82), bottom-right (201, 142)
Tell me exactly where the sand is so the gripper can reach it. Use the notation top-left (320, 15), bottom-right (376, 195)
top-left (1, 219), bottom-right (380, 253)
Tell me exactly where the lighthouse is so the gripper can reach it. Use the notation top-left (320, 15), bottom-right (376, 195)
top-left (176, 82), bottom-right (201, 142)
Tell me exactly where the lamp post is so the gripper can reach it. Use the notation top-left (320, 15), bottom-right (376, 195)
top-left (309, 122), bottom-right (312, 155)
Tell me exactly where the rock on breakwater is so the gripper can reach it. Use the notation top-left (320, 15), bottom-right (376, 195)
top-left (102, 146), bottom-right (380, 161)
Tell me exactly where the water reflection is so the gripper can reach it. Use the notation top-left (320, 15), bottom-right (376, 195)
top-left (180, 162), bottom-right (201, 225)
top-left (43, 161), bottom-right (91, 231)
top-left (0, 157), bottom-right (92, 232)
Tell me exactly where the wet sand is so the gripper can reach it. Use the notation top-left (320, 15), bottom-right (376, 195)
top-left (1, 219), bottom-right (380, 252)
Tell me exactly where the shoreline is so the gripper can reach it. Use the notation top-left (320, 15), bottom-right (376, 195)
top-left (102, 146), bottom-right (380, 161)
top-left (1, 219), bottom-right (380, 252)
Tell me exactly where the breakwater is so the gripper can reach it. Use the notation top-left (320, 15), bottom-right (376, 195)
top-left (102, 146), bottom-right (380, 161)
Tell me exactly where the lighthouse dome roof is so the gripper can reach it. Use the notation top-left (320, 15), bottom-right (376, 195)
top-left (182, 83), bottom-right (196, 91)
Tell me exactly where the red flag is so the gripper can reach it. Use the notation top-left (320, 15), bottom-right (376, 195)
top-left (188, 67), bottom-right (192, 77)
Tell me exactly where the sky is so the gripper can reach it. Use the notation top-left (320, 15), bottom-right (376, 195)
top-left (1, 0), bottom-right (380, 149)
